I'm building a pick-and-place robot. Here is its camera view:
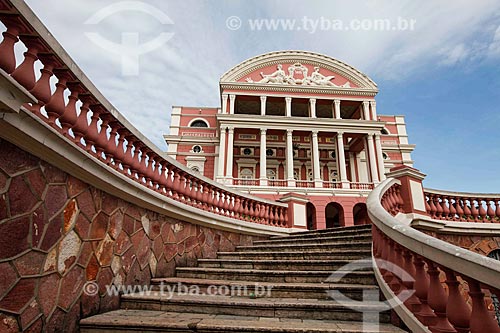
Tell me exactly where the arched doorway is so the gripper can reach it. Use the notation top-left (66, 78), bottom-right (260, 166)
top-left (353, 203), bottom-right (369, 225)
top-left (306, 202), bottom-right (316, 230)
top-left (325, 202), bottom-right (344, 228)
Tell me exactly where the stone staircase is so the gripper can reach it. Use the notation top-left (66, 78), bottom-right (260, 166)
top-left (80, 225), bottom-right (406, 332)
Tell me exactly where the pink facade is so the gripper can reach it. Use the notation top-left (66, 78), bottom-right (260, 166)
top-left (165, 51), bottom-right (415, 229)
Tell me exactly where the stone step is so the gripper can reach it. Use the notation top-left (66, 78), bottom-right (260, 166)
top-left (119, 294), bottom-right (391, 322)
top-left (80, 310), bottom-right (405, 333)
top-left (272, 225), bottom-right (372, 239)
top-left (196, 258), bottom-right (372, 271)
top-left (270, 228), bottom-right (372, 241)
top-left (175, 267), bottom-right (376, 284)
top-left (217, 249), bottom-right (372, 260)
top-left (253, 234), bottom-right (372, 246)
top-left (149, 277), bottom-right (379, 301)
top-left (236, 241), bottom-right (372, 252)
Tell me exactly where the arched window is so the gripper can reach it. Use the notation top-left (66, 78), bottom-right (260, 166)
top-left (381, 128), bottom-right (390, 135)
top-left (240, 168), bottom-right (254, 179)
top-left (190, 119), bottom-right (208, 128)
top-left (191, 166), bottom-right (200, 173)
top-left (266, 169), bottom-right (276, 180)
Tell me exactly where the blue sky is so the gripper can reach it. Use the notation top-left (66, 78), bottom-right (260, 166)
top-left (19, 0), bottom-right (500, 192)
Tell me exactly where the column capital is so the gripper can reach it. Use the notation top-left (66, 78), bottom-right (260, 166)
top-left (374, 132), bottom-right (381, 140)
top-left (260, 128), bottom-right (267, 135)
top-left (311, 130), bottom-right (319, 136)
top-left (229, 94), bottom-right (236, 100)
top-left (362, 100), bottom-right (370, 106)
top-left (334, 99), bottom-right (341, 105)
top-left (221, 93), bottom-right (228, 98)
top-left (285, 96), bottom-right (292, 102)
top-left (309, 98), bottom-right (316, 104)
top-left (370, 100), bottom-right (376, 106)
top-left (337, 131), bottom-right (344, 137)
top-left (286, 129), bottom-right (293, 135)
top-left (260, 95), bottom-right (267, 102)
top-left (227, 126), bottom-right (234, 134)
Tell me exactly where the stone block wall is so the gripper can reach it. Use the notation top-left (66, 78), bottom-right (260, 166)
top-left (0, 139), bottom-right (264, 332)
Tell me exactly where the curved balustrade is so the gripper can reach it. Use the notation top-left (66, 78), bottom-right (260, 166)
top-left (368, 179), bottom-right (500, 333)
top-left (0, 1), bottom-right (288, 228)
top-left (424, 188), bottom-right (500, 223)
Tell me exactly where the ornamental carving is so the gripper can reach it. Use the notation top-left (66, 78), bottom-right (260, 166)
top-left (245, 63), bottom-right (351, 87)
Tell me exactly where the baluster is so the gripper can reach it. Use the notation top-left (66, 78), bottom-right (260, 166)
top-left (435, 195), bottom-right (444, 220)
top-left (470, 199), bottom-right (480, 222)
top-left (71, 95), bottom-right (92, 148)
top-left (269, 206), bottom-right (275, 225)
top-left (30, 54), bottom-right (57, 105)
top-left (171, 169), bottom-right (181, 200)
top-left (264, 204), bottom-right (270, 224)
top-left (463, 199), bottom-right (472, 222)
top-left (455, 198), bottom-right (464, 222)
top-left (233, 197), bottom-right (241, 218)
top-left (402, 250), bottom-right (422, 312)
top-left (202, 184), bottom-right (210, 210)
top-left (442, 196), bottom-right (451, 220)
top-left (429, 195), bottom-right (438, 219)
top-left (96, 111), bottom-right (112, 161)
top-left (11, 36), bottom-right (44, 90)
top-left (113, 128), bottom-right (128, 170)
top-left (449, 197), bottom-right (457, 221)
top-left (122, 136), bottom-right (136, 178)
top-left (259, 203), bottom-right (266, 223)
top-left (223, 192), bottom-right (231, 216)
top-left (413, 255), bottom-right (437, 326)
top-left (478, 199), bottom-right (487, 222)
top-left (58, 82), bottom-right (81, 136)
top-left (466, 279), bottom-right (500, 333)
top-left (443, 269), bottom-right (471, 333)
top-left (487, 200), bottom-right (495, 222)
top-left (44, 69), bottom-right (71, 125)
top-left (425, 194), bottom-right (432, 214)
top-left (0, 18), bottom-right (21, 73)
top-left (425, 261), bottom-right (456, 332)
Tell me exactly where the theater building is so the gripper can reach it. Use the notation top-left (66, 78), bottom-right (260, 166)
top-left (164, 51), bottom-right (415, 229)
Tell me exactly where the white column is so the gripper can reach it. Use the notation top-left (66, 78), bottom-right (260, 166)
top-left (259, 129), bottom-right (267, 186)
top-left (217, 126), bottom-right (227, 181)
top-left (349, 152), bottom-right (357, 182)
top-left (334, 99), bottom-right (341, 119)
top-left (311, 131), bottom-right (321, 187)
top-left (366, 134), bottom-right (380, 183)
top-left (225, 127), bottom-right (234, 182)
top-left (362, 101), bottom-right (370, 120)
top-left (374, 133), bottom-right (386, 180)
top-left (286, 129), bottom-right (295, 186)
top-left (370, 100), bottom-right (377, 120)
top-left (221, 94), bottom-right (228, 114)
top-left (285, 97), bottom-right (292, 117)
top-left (260, 96), bottom-right (267, 116)
top-left (229, 94), bottom-right (236, 114)
top-left (309, 98), bottom-right (316, 118)
top-left (337, 131), bottom-right (349, 188)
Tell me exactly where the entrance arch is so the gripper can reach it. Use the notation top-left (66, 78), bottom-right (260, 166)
top-left (325, 202), bottom-right (344, 228)
top-left (353, 203), bottom-right (369, 225)
top-left (306, 202), bottom-right (316, 230)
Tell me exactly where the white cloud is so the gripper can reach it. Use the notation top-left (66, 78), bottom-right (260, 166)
top-left (20, 0), bottom-right (500, 149)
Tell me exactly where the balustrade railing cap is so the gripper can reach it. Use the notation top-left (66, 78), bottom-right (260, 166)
top-left (386, 165), bottom-right (426, 180)
top-left (424, 187), bottom-right (500, 199)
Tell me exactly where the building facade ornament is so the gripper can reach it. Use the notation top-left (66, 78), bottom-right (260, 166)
top-left (246, 62), bottom-right (351, 88)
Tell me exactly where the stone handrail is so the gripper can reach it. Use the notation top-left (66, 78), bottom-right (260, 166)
top-left (368, 178), bottom-right (500, 332)
top-left (424, 188), bottom-right (500, 222)
top-left (0, 0), bottom-right (288, 228)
